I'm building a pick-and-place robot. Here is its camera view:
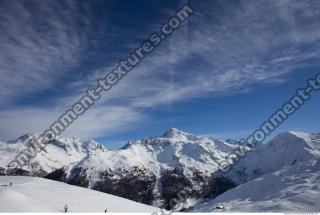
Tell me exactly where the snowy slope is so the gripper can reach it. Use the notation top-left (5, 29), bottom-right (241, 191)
top-left (192, 159), bottom-right (320, 212)
top-left (191, 131), bottom-right (320, 212)
top-left (0, 176), bottom-right (159, 212)
top-left (222, 131), bottom-right (320, 184)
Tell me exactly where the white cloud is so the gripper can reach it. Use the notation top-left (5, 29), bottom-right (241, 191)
top-left (63, 106), bottom-right (144, 138)
top-left (0, 105), bottom-right (144, 141)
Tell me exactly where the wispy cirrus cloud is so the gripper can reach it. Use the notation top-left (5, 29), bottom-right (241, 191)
top-left (1, 0), bottom-right (320, 141)
top-left (0, 0), bottom-right (92, 103)
top-left (58, 0), bottom-right (320, 109)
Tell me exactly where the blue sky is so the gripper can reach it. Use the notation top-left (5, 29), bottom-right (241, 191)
top-left (0, 0), bottom-right (320, 149)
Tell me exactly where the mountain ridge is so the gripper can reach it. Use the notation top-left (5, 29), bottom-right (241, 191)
top-left (0, 128), bottom-right (319, 211)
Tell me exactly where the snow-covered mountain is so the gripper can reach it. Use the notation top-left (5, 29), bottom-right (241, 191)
top-left (0, 133), bottom-right (106, 176)
top-left (0, 129), bottom-right (319, 212)
top-left (191, 131), bottom-right (320, 212)
top-left (221, 131), bottom-right (320, 185)
top-left (0, 176), bottom-right (159, 212)
top-left (0, 128), bottom-right (243, 209)
top-left (192, 159), bottom-right (320, 212)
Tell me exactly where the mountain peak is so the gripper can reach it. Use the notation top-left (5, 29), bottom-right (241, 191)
top-left (123, 128), bottom-right (196, 149)
top-left (161, 128), bottom-right (190, 138)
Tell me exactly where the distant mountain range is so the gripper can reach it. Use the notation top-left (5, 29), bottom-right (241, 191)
top-left (0, 128), bottom-right (319, 211)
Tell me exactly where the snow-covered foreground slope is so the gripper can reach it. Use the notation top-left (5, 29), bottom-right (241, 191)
top-left (0, 176), bottom-right (160, 212)
top-left (192, 160), bottom-right (320, 212)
